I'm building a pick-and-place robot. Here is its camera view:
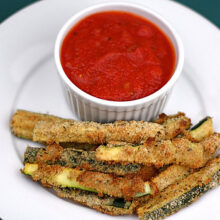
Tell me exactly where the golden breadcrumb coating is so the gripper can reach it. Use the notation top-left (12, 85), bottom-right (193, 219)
top-left (96, 133), bottom-right (220, 169)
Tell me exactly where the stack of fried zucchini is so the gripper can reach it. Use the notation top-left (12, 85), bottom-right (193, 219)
top-left (10, 110), bottom-right (220, 219)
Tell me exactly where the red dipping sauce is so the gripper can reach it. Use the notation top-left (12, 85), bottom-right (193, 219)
top-left (61, 11), bottom-right (176, 101)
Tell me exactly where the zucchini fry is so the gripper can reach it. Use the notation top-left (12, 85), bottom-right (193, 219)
top-left (22, 160), bottom-right (193, 200)
top-left (96, 133), bottom-right (220, 169)
top-left (33, 120), bottom-right (165, 145)
top-left (24, 144), bottom-right (157, 178)
top-left (137, 155), bottom-right (220, 220)
top-left (23, 163), bottom-right (150, 199)
top-left (11, 110), bottom-right (191, 145)
top-left (32, 113), bottom-right (191, 145)
top-left (54, 188), bottom-right (137, 216)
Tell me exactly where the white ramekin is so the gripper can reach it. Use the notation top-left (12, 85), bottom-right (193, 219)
top-left (55, 2), bottom-right (184, 122)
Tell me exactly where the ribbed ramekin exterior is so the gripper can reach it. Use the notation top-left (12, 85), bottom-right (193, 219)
top-left (63, 80), bottom-right (170, 122)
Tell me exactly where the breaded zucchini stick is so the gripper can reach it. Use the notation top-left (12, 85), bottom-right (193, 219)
top-left (22, 160), bottom-right (193, 200)
top-left (32, 113), bottom-right (191, 144)
top-left (96, 133), bottom-right (220, 169)
top-left (54, 188), bottom-right (136, 215)
top-left (32, 120), bottom-right (165, 145)
top-left (11, 110), bottom-right (191, 145)
top-left (137, 155), bottom-right (220, 220)
top-left (23, 163), bottom-right (149, 199)
top-left (24, 144), bottom-right (157, 178)
top-left (11, 109), bottom-right (164, 144)
top-left (23, 165), bottom-right (192, 215)
top-left (10, 110), bottom-right (191, 144)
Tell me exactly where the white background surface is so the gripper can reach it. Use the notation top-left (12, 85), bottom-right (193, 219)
top-left (0, 0), bottom-right (220, 219)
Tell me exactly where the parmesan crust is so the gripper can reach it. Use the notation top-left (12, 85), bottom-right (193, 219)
top-left (33, 120), bottom-right (165, 145)
top-left (96, 133), bottom-right (220, 169)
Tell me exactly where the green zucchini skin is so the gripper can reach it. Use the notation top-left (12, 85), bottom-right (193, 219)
top-left (24, 146), bottom-right (142, 176)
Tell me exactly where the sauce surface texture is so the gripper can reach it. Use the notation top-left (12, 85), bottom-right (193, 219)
top-left (61, 11), bottom-right (176, 101)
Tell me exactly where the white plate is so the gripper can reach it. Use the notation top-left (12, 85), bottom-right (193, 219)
top-left (0, 0), bottom-right (220, 219)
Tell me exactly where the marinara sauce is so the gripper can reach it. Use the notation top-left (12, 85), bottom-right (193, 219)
top-left (61, 11), bottom-right (176, 101)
